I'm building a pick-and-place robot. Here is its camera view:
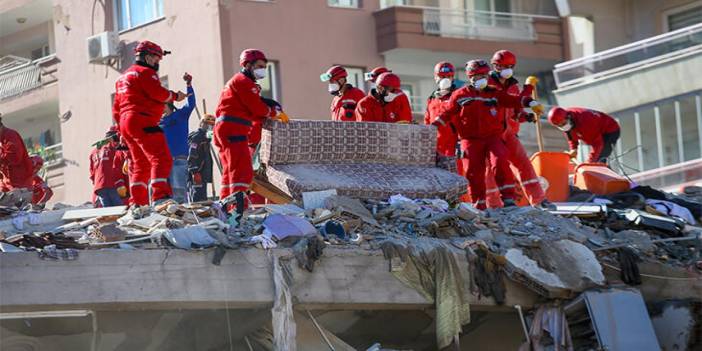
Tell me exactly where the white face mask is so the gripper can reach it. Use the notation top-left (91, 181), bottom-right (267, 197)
top-left (472, 78), bottom-right (488, 90)
top-left (253, 68), bottom-right (267, 79)
top-left (499, 69), bottom-right (513, 79)
top-left (558, 120), bottom-right (573, 132)
top-left (384, 92), bottom-right (399, 103)
top-left (328, 83), bottom-right (341, 94)
top-left (438, 78), bottom-right (452, 90)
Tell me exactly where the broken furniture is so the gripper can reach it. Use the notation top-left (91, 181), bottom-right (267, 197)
top-left (257, 120), bottom-right (468, 202)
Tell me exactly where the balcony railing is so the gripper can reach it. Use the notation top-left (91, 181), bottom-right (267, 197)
top-left (554, 23), bottom-right (702, 88)
top-left (0, 54), bottom-right (58, 100)
top-left (423, 7), bottom-right (548, 41)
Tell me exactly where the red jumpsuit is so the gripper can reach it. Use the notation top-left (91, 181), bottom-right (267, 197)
top-left (113, 63), bottom-right (176, 205)
top-left (438, 86), bottom-right (532, 209)
top-left (0, 127), bottom-right (33, 191)
top-left (89, 143), bottom-right (129, 200)
top-left (331, 85), bottom-right (366, 121)
top-left (356, 91), bottom-right (412, 123)
top-left (31, 175), bottom-right (53, 205)
top-left (215, 71), bottom-right (275, 199)
top-left (484, 74), bottom-right (545, 207)
top-left (424, 90), bottom-right (459, 157)
top-left (563, 108), bottom-right (621, 163)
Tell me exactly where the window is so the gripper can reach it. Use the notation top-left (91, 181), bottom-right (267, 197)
top-left (259, 61), bottom-right (280, 101)
top-left (664, 2), bottom-right (702, 31)
top-left (116, 0), bottom-right (164, 31)
top-left (343, 66), bottom-right (366, 92)
top-left (474, 0), bottom-right (511, 26)
top-left (328, 0), bottom-right (359, 8)
top-left (31, 45), bottom-right (50, 60)
top-left (614, 112), bottom-right (640, 173)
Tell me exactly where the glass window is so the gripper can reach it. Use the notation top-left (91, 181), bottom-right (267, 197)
top-left (658, 101), bottom-right (680, 166)
top-left (116, 0), bottom-right (165, 31)
top-left (344, 67), bottom-right (366, 92)
top-left (615, 112), bottom-right (640, 173)
top-left (680, 94), bottom-right (702, 161)
top-left (667, 5), bottom-right (702, 31)
top-left (638, 107), bottom-right (660, 171)
top-left (259, 61), bottom-right (279, 101)
top-left (328, 0), bottom-right (359, 8)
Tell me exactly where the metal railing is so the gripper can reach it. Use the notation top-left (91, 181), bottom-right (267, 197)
top-left (0, 54), bottom-right (57, 100)
top-left (554, 23), bottom-right (702, 88)
top-left (41, 142), bottom-right (64, 167)
top-left (422, 7), bottom-right (550, 41)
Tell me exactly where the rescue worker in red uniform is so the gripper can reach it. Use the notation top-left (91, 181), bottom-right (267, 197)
top-left (365, 67), bottom-right (413, 120)
top-left (424, 62), bottom-right (460, 164)
top-left (214, 48), bottom-right (288, 218)
top-left (112, 41), bottom-right (187, 206)
top-left (483, 50), bottom-right (546, 207)
top-left (433, 60), bottom-right (544, 210)
top-left (548, 107), bottom-right (621, 163)
top-left (29, 155), bottom-right (53, 207)
top-left (356, 73), bottom-right (412, 123)
top-left (321, 66), bottom-right (365, 122)
top-left (0, 116), bottom-right (33, 205)
top-left (89, 126), bottom-right (129, 207)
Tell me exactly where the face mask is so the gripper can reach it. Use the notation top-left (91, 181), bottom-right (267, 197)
top-left (438, 78), bottom-right (452, 90)
top-left (472, 78), bottom-right (488, 90)
top-left (499, 69), bottom-right (513, 79)
top-left (558, 120), bottom-right (573, 132)
top-left (384, 92), bottom-right (398, 103)
top-left (328, 83), bottom-right (341, 95)
top-left (253, 68), bottom-right (267, 79)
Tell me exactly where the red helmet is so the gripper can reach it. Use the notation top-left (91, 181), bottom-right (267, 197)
top-left (30, 155), bottom-right (43, 172)
top-left (376, 72), bottom-right (401, 90)
top-left (465, 60), bottom-right (490, 76)
top-left (239, 49), bottom-right (267, 67)
top-left (320, 65), bottom-right (347, 82)
top-left (548, 107), bottom-right (569, 126)
top-left (134, 41), bottom-right (166, 58)
top-left (434, 61), bottom-right (455, 79)
top-left (491, 50), bottom-right (517, 66)
top-left (365, 67), bottom-right (391, 82)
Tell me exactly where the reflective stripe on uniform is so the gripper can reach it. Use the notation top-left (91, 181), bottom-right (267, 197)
top-left (521, 178), bottom-right (540, 185)
top-left (150, 178), bottom-right (168, 184)
top-left (499, 184), bottom-right (516, 190)
top-left (131, 182), bottom-right (147, 188)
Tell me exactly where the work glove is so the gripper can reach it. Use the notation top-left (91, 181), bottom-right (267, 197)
top-left (183, 72), bottom-right (192, 85)
top-left (192, 172), bottom-right (202, 185)
top-left (525, 76), bottom-right (539, 87)
top-left (275, 111), bottom-right (290, 124)
top-left (567, 149), bottom-right (578, 159)
top-left (174, 91), bottom-right (188, 102)
top-left (117, 186), bottom-right (128, 198)
top-left (529, 100), bottom-right (545, 116)
top-left (202, 114), bottom-right (216, 125)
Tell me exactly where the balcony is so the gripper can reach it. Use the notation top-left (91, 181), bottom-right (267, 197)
top-left (0, 54), bottom-right (58, 101)
top-left (374, 5), bottom-right (565, 60)
top-left (553, 23), bottom-right (702, 114)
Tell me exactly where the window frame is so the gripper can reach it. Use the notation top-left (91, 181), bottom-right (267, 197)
top-left (258, 61), bottom-right (281, 102)
top-left (662, 0), bottom-right (702, 32)
top-left (328, 0), bottom-right (361, 9)
top-left (113, 0), bottom-right (166, 33)
top-left (340, 66), bottom-right (367, 92)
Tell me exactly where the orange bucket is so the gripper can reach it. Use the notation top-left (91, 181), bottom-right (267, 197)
top-left (573, 163), bottom-right (631, 195)
top-left (530, 151), bottom-right (571, 202)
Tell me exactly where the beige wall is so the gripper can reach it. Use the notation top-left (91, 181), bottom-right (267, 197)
top-left (219, 0), bottom-right (384, 120)
top-left (53, 0), bottom-right (224, 204)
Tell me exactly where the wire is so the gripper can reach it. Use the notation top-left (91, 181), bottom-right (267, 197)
top-left (602, 262), bottom-right (702, 281)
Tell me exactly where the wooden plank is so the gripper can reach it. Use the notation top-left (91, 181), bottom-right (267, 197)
top-left (61, 206), bottom-right (127, 220)
top-left (251, 178), bottom-right (293, 204)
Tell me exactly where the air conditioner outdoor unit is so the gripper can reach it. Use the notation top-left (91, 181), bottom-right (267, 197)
top-left (87, 31), bottom-right (119, 63)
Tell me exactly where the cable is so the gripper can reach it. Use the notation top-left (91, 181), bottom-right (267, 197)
top-left (602, 262), bottom-right (702, 281)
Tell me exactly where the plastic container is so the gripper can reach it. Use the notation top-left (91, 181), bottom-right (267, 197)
top-left (530, 151), bottom-right (571, 202)
top-left (573, 163), bottom-right (631, 195)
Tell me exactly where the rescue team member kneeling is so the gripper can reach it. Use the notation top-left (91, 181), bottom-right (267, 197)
top-left (548, 107), bottom-right (621, 164)
top-left (112, 40), bottom-right (187, 206)
top-left (214, 48), bottom-right (288, 219)
top-left (433, 60), bottom-right (544, 210)
top-left (356, 72), bottom-right (412, 124)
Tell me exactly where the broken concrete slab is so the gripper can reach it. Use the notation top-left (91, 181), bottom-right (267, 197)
top-left (61, 206), bottom-right (127, 220)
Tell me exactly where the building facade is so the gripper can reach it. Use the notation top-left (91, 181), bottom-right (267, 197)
top-left (1, 0), bottom-right (569, 205)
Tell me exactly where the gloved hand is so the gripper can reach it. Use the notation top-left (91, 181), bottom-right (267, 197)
top-left (202, 114), bottom-right (215, 125)
top-left (122, 161), bottom-right (129, 175)
top-left (525, 76), bottom-right (539, 86)
top-left (183, 72), bottom-right (192, 85)
top-left (117, 186), bottom-right (128, 198)
top-left (174, 91), bottom-right (188, 102)
top-left (192, 172), bottom-right (202, 185)
top-left (529, 100), bottom-right (545, 116)
top-left (276, 111), bottom-right (290, 124)
top-left (567, 149), bottom-right (578, 159)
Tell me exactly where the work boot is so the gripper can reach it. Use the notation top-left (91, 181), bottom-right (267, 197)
top-left (538, 199), bottom-right (556, 210)
top-left (234, 192), bottom-right (245, 222)
top-left (503, 199), bottom-right (517, 208)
